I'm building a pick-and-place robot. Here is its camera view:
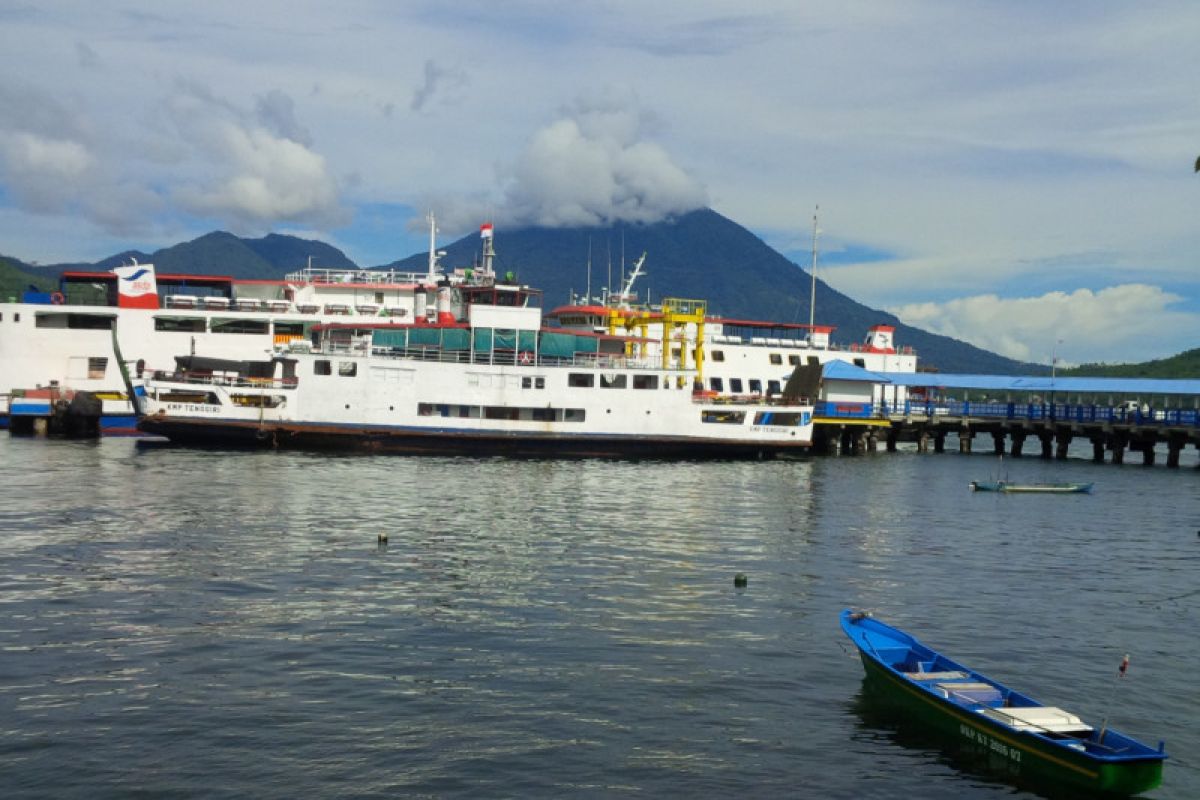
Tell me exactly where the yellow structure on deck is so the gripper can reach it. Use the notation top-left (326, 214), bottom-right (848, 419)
top-left (606, 297), bottom-right (708, 381)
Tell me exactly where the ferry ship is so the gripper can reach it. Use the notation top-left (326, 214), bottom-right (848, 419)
top-left (545, 254), bottom-right (917, 415)
top-left (0, 225), bottom-right (454, 433)
top-left (136, 232), bottom-right (817, 458)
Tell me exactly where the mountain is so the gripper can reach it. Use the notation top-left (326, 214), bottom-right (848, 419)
top-left (51, 232), bottom-right (356, 279)
top-left (389, 209), bottom-right (1034, 374)
top-left (1058, 349), bottom-right (1200, 379)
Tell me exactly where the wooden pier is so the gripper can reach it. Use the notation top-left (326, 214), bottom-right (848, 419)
top-left (814, 403), bottom-right (1200, 468)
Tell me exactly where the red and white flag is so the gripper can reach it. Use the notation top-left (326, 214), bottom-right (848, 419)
top-left (480, 223), bottom-right (494, 239)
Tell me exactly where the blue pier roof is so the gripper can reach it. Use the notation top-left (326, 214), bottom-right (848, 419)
top-left (881, 373), bottom-right (1200, 397)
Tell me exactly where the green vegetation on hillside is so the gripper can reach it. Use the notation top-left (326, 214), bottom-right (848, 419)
top-left (0, 257), bottom-right (55, 300)
top-left (1059, 349), bottom-right (1200, 379)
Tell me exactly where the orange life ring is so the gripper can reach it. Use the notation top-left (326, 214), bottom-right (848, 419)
top-left (50, 291), bottom-right (65, 305)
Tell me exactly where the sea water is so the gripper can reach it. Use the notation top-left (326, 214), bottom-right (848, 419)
top-left (0, 436), bottom-right (1196, 799)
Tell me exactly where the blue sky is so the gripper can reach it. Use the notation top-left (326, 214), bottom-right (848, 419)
top-left (1, 2), bottom-right (1198, 365)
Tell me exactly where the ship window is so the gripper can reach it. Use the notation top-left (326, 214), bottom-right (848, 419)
top-left (788, 355), bottom-right (801, 365)
top-left (158, 390), bottom-right (220, 405)
top-left (709, 377), bottom-right (723, 391)
top-left (767, 380), bottom-right (782, 395)
top-left (730, 378), bottom-right (744, 393)
top-left (155, 316), bottom-right (207, 333)
top-left (273, 321), bottom-right (305, 337)
top-left (536, 377), bottom-right (545, 389)
top-left (314, 360), bottom-right (332, 375)
top-left (211, 317), bottom-right (269, 335)
top-left (853, 358), bottom-right (866, 368)
top-left (522, 377), bottom-right (531, 389)
top-left (87, 357), bottom-right (108, 379)
top-left (14, 313), bottom-right (19, 322)
top-left (231, 394), bottom-right (285, 408)
top-left (701, 410), bottom-right (746, 424)
top-left (769, 353), bottom-right (782, 365)
top-left (338, 361), bottom-right (357, 377)
top-left (632, 375), bottom-right (658, 390)
top-left (753, 412), bottom-right (807, 426)
top-left (36, 313), bottom-right (114, 330)
top-left (711, 350), bottom-right (725, 362)
top-left (568, 373), bottom-right (594, 388)
top-left (749, 379), bottom-right (762, 394)
top-left (600, 373), bottom-right (627, 389)
top-left (807, 357), bottom-right (820, 366)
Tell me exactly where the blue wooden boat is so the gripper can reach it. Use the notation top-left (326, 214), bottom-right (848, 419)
top-left (970, 480), bottom-right (1093, 493)
top-left (841, 610), bottom-right (1166, 796)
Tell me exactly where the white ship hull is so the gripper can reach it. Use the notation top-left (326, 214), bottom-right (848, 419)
top-left (140, 350), bottom-right (815, 458)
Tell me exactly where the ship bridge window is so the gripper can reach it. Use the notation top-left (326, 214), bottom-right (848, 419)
top-left (88, 357), bottom-right (107, 379)
top-left (568, 373), bottom-right (594, 388)
top-left (633, 375), bottom-right (659, 390)
top-left (749, 379), bottom-right (763, 394)
top-left (338, 361), bottom-right (357, 377)
top-left (600, 373), bottom-right (627, 389)
top-left (314, 360), bottom-right (332, 375)
top-left (212, 317), bottom-right (269, 335)
top-left (788, 355), bottom-right (801, 366)
top-left (769, 354), bottom-right (783, 365)
top-left (730, 378), bottom-right (744, 393)
top-left (155, 316), bottom-right (207, 333)
top-left (767, 380), bottom-right (782, 395)
top-left (711, 350), bottom-right (725, 362)
top-left (709, 377), bottom-right (724, 392)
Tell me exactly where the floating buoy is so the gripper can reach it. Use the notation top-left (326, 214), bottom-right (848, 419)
top-left (733, 573), bottom-right (748, 588)
top-left (378, 532), bottom-right (388, 544)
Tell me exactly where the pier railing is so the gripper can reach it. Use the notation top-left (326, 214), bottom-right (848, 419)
top-left (819, 399), bottom-right (1200, 427)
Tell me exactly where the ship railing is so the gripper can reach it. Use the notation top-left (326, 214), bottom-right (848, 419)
top-left (148, 370), bottom-right (299, 390)
top-left (359, 345), bottom-right (661, 371)
top-left (283, 267), bottom-right (430, 285)
top-left (694, 391), bottom-right (813, 407)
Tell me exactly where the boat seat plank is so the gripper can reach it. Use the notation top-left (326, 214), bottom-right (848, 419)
top-left (981, 705), bottom-right (1094, 734)
top-left (904, 670), bottom-right (968, 681)
top-left (936, 681), bottom-right (1004, 705)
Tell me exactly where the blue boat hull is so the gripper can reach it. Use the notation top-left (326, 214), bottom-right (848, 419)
top-left (840, 610), bottom-right (1165, 796)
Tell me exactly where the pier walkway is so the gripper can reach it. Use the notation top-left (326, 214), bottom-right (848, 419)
top-left (814, 372), bottom-right (1200, 467)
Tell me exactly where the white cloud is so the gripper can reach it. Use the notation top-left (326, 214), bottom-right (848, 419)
top-left (890, 285), bottom-right (1198, 365)
top-left (502, 92), bottom-right (708, 229)
top-left (165, 83), bottom-right (346, 230)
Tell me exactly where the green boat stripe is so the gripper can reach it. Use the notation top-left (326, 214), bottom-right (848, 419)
top-left (872, 660), bottom-right (1099, 780)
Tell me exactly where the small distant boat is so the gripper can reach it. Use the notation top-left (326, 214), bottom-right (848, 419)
top-left (969, 480), bottom-right (1093, 494)
top-left (840, 610), bottom-right (1166, 797)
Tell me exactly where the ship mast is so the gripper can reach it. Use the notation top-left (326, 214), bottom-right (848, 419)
top-left (426, 211), bottom-right (440, 282)
top-left (809, 206), bottom-right (819, 330)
